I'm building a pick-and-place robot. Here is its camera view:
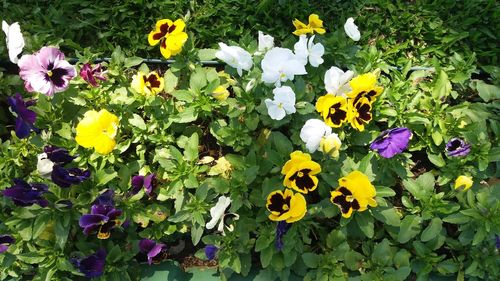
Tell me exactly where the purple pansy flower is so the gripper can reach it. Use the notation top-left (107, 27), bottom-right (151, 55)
top-left (370, 127), bottom-right (412, 158)
top-left (204, 245), bottom-right (218, 260)
top-left (130, 174), bottom-right (157, 196)
top-left (93, 189), bottom-right (115, 206)
top-left (275, 221), bottom-right (290, 251)
top-left (446, 137), bottom-right (471, 157)
top-left (496, 235), bottom-right (500, 250)
top-left (80, 63), bottom-right (107, 87)
top-left (7, 93), bottom-right (38, 139)
top-left (2, 179), bottom-right (48, 207)
top-left (51, 166), bottom-right (91, 188)
top-left (71, 249), bottom-right (106, 278)
top-left (79, 204), bottom-right (122, 239)
top-left (139, 239), bottom-right (166, 265)
top-left (18, 46), bottom-right (76, 96)
top-left (0, 235), bottom-right (15, 253)
top-left (44, 145), bottom-right (76, 165)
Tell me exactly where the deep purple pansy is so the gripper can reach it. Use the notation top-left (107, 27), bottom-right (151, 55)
top-left (93, 189), bottom-right (115, 206)
top-left (275, 221), bottom-right (290, 251)
top-left (80, 63), bottom-right (107, 87)
top-left (204, 245), bottom-right (218, 260)
top-left (370, 127), bottom-right (412, 158)
top-left (44, 145), bottom-right (76, 165)
top-left (71, 249), bottom-right (106, 278)
top-left (51, 165), bottom-right (91, 188)
top-left (18, 46), bottom-right (76, 96)
top-left (79, 204), bottom-right (122, 239)
top-left (7, 93), bottom-right (38, 139)
top-left (130, 174), bottom-right (157, 196)
top-left (0, 235), bottom-right (15, 253)
top-left (2, 179), bottom-right (48, 207)
top-left (139, 239), bottom-right (166, 265)
top-left (446, 137), bottom-right (471, 157)
top-left (496, 235), bottom-right (500, 250)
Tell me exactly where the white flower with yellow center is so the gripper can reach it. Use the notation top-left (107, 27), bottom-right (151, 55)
top-left (265, 86), bottom-right (296, 120)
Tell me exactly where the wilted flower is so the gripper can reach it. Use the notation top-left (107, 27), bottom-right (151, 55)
top-left (275, 221), bottom-right (290, 251)
top-left (18, 47), bottom-right (76, 96)
top-left (211, 85), bottom-right (230, 101)
top-left (204, 245), bottom-right (218, 260)
top-left (324, 67), bottom-right (354, 96)
top-left (0, 235), bottom-right (15, 253)
top-left (261, 47), bottom-right (307, 86)
top-left (282, 151), bottom-right (321, 194)
top-left (148, 18), bottom-right (188, 59)
top-left (330, 171), bottom-right (377, 218)
top-left (344, 17), bottom-right (360, 41)
top-left (446, 138), bottom-right (471, 157)
top-left (51, 166), bottom-right (91, 188)
top-left (80, 63), bottom-right (107, 87)
top-left (258, 31), bottom-right (274, 53)
top-left (130, 174), bottom-right (157, 196)
top-left (75, 109), bottom-right (119, 154)
top-left (266, 189), bottom-right (306, 222)
top-left (370, 128), bottom-right (412, 158)
top-left (131, 70), bottom-right (165, 96)
top-left (7, 93), bottom-right (38, 139)
top-left (454, 175), bottom-right (473, 191)
top-left (265, 86), bottom-right (296, 120)
top-left (2, 179), bottom-right (48, 207)
top-left (292, 14), bottom-right (326, 36)
top-left (206, 196), bottom-right (239, 235)
top-left (2, 20), bottom-right (24, 64)
top-left (79, 204), bottom-right (122, 239)
top-left (139, 239), bottom-right (166, 265)
top-left (300, 119), bottom-right (342, 157)
top-left (71, 249), bottom-right (106, 278)
top-left (215, 43), bottom-right (253, 76)
top-left (315, 94), bottom-right (349, 128)
top-left (294, 35), bottom-right (324, 67)
top-left (208, 157), bottom-right (233, 179)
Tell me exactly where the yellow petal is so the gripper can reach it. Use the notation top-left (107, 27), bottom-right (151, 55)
top-left (454, 175), bottom-right (473, 191)
top-left (160, 43), bottom-right (172, 59)
top-left (172, 19), bottom-right (186, 33)
top-left (93, 134), bottom-right (116, 154)
top-left (287, 192), bottom-right (306, 222)
top-left (166, 32), bottom-right (188, 52)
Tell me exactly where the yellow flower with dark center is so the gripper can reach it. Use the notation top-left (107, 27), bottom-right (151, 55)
top-left (348, 97), bottom-right (372, 131)
top-left (347, 73), bottom-right (384, 105)
top-left (148, 19), bottom-right (188, 59)
top-left (454, 175), bottom-right (473, 191)
top-left (292, 14), bottom-right (326, 36)
top-left (281, 151), bottom-right (321, 194)
top-left (131, 71), bottom-right (165, 96)
top-left (330, 171), bottom-right (377, 218)
top-left (315, 94), bottom-right (349, 128)
top-left (266, 189), bottom-right (307, 223)
top-left (75, 109), bottom-right (119, 154)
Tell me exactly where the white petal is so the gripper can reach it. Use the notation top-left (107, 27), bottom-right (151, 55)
top-left (37, 153), bottom-right (54, 177)
top-left (206, 196), bottom-right (231, 229)
top-left (344, 18), bottom-right (361, 41)
top-left (265, 99), bottom-right (286, 120)
top-left (258, 31), bottom-right (274, 52)
top-left (293, 35), bottom-right (308, 65)
top-left (3, 21), bottom-right (25, 64)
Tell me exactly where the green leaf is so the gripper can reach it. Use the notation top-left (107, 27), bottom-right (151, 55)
top-left (398, 215), bottom-right (422, 243)
top-left (191, 224), bottom-right (203, 246)
top-left (376, 186), bottom-right (396, 197)
top-left (189, 68), bottom-right (207, 92)
top-left (96, 168), bottom-right (118, 186)
top-left (164, 69), bottom-right (179, 93)
top-left (260, 246), bottom-right (273, 268)
top-left (432, 70), bottom-right (451, 99)
top-left (302, 253), bottom-right (319, 268)
top-left (172, 107), bottom-right (198, 123)
top-left (475, 80), bottom-right (499, 102)
top-left (372, 207), bottom-right (401, 227)
top-left (372, 239), bottom-right (392, 266)
top-left (55, 215), bottom-right (70, 249)
top-left (183, 133), bottom-right (199, 162)
top-left (421, 217), bottom-right (442, 242)
top-left (32, 213), bottom-right (51, 239)
top-left (443, 213), bottom-right (470, 224)
top-left (107, 244), bottom-right (122, 263)
top-left (128, 114), bottom-right (146, 130)
top-left (17, 252), bottom-right (46, 264)
top-left (171, 90), bottom-right (194, 102)
top-left (124, 56), bottom-right (143, 68)
top-left (198, 48), bottom-right (218, 61)
top-left (271, 132), bottom-right (293, 156)
top-left (427, 153), bottom-right (445, 167)
top-left (355, 212), bottom-right (374, 238)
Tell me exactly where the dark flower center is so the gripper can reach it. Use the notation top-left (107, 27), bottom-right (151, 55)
top-left (355, 102), bottom-right (372, 123)
top-left (45, 63), bottom-right (69, 88)
top-left (267, 193), bottom-right (291, 215)
top-left (327, 103), bottom-right (347, 126)
top-left (289, 169), bottom-right (315, 192)
top-left (447, 139), bottom-right (461, 151)
top-left (332, 186), bottom-right (360, 215)
top-left (143, 74), bottom-right (161, 90)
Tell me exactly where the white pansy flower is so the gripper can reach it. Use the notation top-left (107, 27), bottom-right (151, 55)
top-left (294, 35), bottom-right (324, 67)
top-left (258, 31), bottom-right (274, 53)
top-left (206, 196), bottom-right (239, 235)
top-left (264, 86), bottom-right (296, 120)
top-left (37, 153), bottom-right (54, 178)
top-left (300, 119), bottom-right (342, 157)
top-left (324, 66), bottom-right (354, 96)
top-left (215, 42), bottom-right (253, 76)
top-left (2, 21), bottom-right (25, 64)
top-left (261, 47), bottom-right (307, 86)
top-left (344, 17), bottom-right (361, 41)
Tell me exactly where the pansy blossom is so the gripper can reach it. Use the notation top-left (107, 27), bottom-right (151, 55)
top-left (265, 86), bottom-right (296, 120)
top-left (300, 119), bottom-right (342, 157)
top-left (80, 63), bottom-right (107, 87)
top-left (294, 35), bottom-right (324, 67)
top-left (131, 71), bottom-right (165, 96)
top-left (324, 66), bottom-right (354, 96)
top-left (18, 47), bottom-right (76, 96)
top-left (51, 166), bottom-right (91, 188)
top-left (315, 94), bottom-right (349, 128)
top-left (370, 127), bottom-right (412, 158)
top-left (347, 73), bottom-right (383, 105)
top-left (330, 171), bottom-right (377, 218)
top-left (206, 196), bottom-right (239, 235)
top-left (281, 151), bottom-right (321, 194)
top-left (205, 245), bottom-right (218, 260)
top-left (292, 14), bottom-right (326, 36)
top-left (71, 249), bottom-right (106, 278)
top-left (79, 204), bottom-right (122, 239)
top-left (0, 235), bottom-right (15, 253)
top-left (139, 239), bottom-right (167, 265)
top-left (454, 175), bottom-right (473, 191)
top-left (7, 93), bottom-right (38, 139)
top-left (130, 174), bottom-right (157, 196)
top-left (148, 19), bottom-right (188, 59)
top-left (344, 17), bottom-right (361, 41)
top-left (2, 179), bottom-right (48, 207)
top-left (2, 20), bottom-right (25, 64)
top-left (75, 109), bottom-right (119, 154)
top-left (446, 138), bottom-right (471, 157)
top-left (266, 189), bottom-right (306, 223)
top-left (215, 43), bottom-right (253, 76)
top-left (261, 47), bottom-right (307, 86)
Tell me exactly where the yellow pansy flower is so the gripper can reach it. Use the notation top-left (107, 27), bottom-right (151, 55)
top-left (148, 19), bottom-right (188, 59)
top-left (292, 14), bottom-right (326, 36)
top-left (75, 109), bottom-right (119, 154)
top-left (330, 171), bottom-right (377, 218)
top-left (315, 94), bottom-right (349, 128)
top-left (281, 151), bottom-right (321, 194)
top-left (319, 134), bottom-right (342, 158)
top-left (347, 97), bottom-right (373, 132)
top-left (131, 71), bottom-right (165, 96)
top-left (454, 175), bottom-right (473, 191)
top-left (347, 73), bottom-right (384, 105)
top-left (212, 85), bottom-right (230, 101)
top-left (266, 189), bottom-right (307, 223)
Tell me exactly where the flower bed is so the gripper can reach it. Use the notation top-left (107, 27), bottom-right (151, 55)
top-left (0, 11), bottom-right (499, 281)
